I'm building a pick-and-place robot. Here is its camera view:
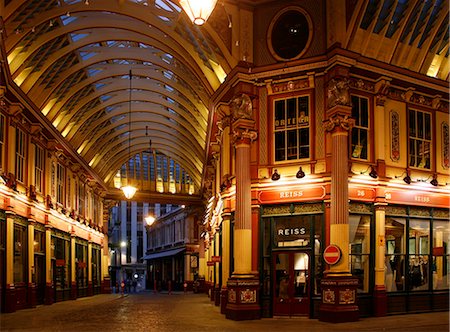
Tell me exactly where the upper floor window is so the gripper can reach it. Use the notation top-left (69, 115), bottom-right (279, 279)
top-left (409, 109), bottom-right (431, 169)
top-left (15, 127), bottom-right (26, 183)
top-left (0, 114), bottom-right (5, 170)
top-left (34, 144), bottom-right (44, 192)
top-left (274, 96), bottom-right (310, 162)
top-left (351, 95), bottom-right (369, 160)
top-left (56, 163), bottom-right (65, 204)
top-left (78, 182), bottom-right (85, 216)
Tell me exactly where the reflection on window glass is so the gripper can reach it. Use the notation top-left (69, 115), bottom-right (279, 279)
top-left (433, 220), bottom-right (449, 290)
top-left (409, 219), bottom-right (430, 291)
top-left (385, 217), bottom-right (406, 292)
top-left (349, 215), bottom-right (371, 292)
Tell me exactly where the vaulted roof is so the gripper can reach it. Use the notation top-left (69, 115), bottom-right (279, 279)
top-left (1, 0), bottom-right (448, 199)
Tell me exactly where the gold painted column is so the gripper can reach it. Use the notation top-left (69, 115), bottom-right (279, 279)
top-left (319, 76), bottom-right (359, 322)
top-left (44, 224), bottom-right (54, 304)
top-left (226, 93), bottom-right (260, 321)
top-left (27, 220), bottom-right (36, 307)
top-left (220, 210), bottom-right (231, 314)
top-left (5, 211), bottom-right (16, 312)
top-left (87, 240), bottom-right (93, 296)
top-left (70, 229), bottom-right (77, 300)
top-left (374, 203), bottom-right (387, 316)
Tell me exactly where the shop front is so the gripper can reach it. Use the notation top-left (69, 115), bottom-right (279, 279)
top-left (260, 202), bottom-right (323, 318)
top-left (52, 230), bottom-right (71, 302)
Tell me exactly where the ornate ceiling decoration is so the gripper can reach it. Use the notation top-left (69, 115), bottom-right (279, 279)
top-left (1, 0), bottom-right (234, 191)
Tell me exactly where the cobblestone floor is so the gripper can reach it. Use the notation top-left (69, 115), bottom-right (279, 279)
top-left (1, 292), bottom-right (449, 332)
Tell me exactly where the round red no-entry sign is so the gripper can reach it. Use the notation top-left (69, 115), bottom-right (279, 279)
top-left (323, 244), bottom-right (341, 265)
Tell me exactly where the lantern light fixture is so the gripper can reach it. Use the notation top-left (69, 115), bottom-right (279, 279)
top-left (121, 70), bottom-right (137, 200)
top-left (145, 215), bottom-right (156, 227)
top-left (179, 0), bottom-right (218, 25)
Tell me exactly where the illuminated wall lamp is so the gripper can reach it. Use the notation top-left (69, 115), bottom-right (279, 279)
top-left (430, 175), bottom-right (438, 187)
top-left (395, 170), bottom-right (411, 184)
top-left (271, 169), bottom-right (280, 181)
top-left (369, 166), bottom-right (378, 179)
top-left (296, 166), bottom-right (305, 179)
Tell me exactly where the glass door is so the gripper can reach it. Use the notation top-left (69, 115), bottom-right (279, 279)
top-left (273, 251), bottom-right (310, 316)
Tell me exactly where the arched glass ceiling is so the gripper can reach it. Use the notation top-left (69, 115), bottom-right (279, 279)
top-left (3, 0), bottom-right (234, 189)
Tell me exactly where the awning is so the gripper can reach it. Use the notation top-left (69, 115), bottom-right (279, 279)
top-left (143, 248), bottom-right (185, 260)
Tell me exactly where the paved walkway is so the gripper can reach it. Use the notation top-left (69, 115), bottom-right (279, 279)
top-left (1, 292), bottom-right (448, 332)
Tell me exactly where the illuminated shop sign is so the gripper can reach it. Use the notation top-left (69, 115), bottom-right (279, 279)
top-left (258, 186), bottom-right (325, 204)
top-left (277, 227), bottom-right (306, 236)
top-left (274, 217), bottom-right (310, 247)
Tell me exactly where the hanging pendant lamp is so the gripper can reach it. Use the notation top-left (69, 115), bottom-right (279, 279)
top-left (121, 70), bottom-right (137, 200)
top-left (179, 0), bottom-right (217, 25)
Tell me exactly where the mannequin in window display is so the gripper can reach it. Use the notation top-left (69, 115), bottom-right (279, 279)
top-left (295, 271), bottom-right (307, 296)
top-left (279, 275), bottom-right (289, 301)
top-left (385, 256), bottom-right (396, 292)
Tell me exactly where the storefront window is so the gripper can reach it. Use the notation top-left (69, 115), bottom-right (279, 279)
top-left (92, 247), bottom-right (101, 288)
top-left (13, 224), bottom-right (27, 283)
top-left (432, 220), bottom-right (449, 290)
top-left (385, 217), bottom-right (406, 292)
top-left (76, 242), bottom-right (88, 288)
top-left (349, 214), bottom-right (371, 293)
top-left (409, 219), bottom-right (430, 291)
top-left (53, 236), bottom-right (70, 290)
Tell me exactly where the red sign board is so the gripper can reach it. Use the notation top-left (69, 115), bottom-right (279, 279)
top-left (211, 256), bottom-right (221, 263)
top-left (206, 261), bottom-right (214, 266)
top-left (55, 259), bottom-right (65, 267)
top-left (348, 186), bottom-right (376, 202)
top-left (77, 261), bottom-right (87, 268)
top-left (384, 189), bottom-right (450, 208)
top-left (323, 245), bottom-right (341, 265)
top-left (433, 247), bottom-right (444, 256)
top-left (258, 186), bottom-right (326, 204)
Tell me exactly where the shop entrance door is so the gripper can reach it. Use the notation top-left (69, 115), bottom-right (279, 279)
top-left (273, 251), bottom-right (310, 316)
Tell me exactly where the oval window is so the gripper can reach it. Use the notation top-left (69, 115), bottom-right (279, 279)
top-left (268, 8), bottom-right (312, 61)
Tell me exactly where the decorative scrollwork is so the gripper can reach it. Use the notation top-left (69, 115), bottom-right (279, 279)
top-left (327, 78), bottom-right (351, 109)
top-left (324, 115), bottom-right (352, 132)
top-left (231, 93), bottom-right (253, 120)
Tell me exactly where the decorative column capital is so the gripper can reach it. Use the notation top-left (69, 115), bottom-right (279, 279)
top-left (324, 114), bottom-right (354, 133)
top-left (232, 127), bottom-right (258, 145)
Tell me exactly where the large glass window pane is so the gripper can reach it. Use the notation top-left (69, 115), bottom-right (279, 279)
top-left (409, 219), bottom-right (430, 291)
top-left (287, 130), bottom-right (297, 160)
top-left (14, 224), bottom-right (27, 283)
top-left (349, 215), bottom-right (371, 293)
top-left (313, 215), bottom-right (323, 296)
top-left (273, 96), bottom-right (310, 161)
top-left (275, 132), bottom-right (285, 161)
top-left (350, 95), bottom-right (369, 161)
top-left (433, 220), bottom-right (449, 290)
top-left (385, 217), bottom-right (406, 292)
top-left (409, 109), bottom-right (431, 169)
